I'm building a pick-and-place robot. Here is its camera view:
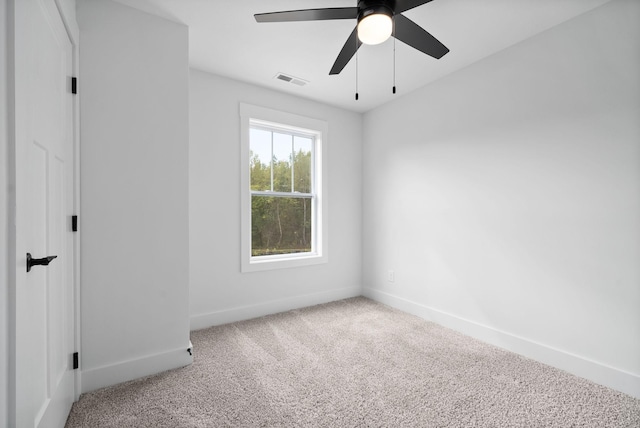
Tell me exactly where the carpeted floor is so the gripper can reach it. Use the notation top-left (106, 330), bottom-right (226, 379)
top-left (65, 297), bottom-right (640, 427)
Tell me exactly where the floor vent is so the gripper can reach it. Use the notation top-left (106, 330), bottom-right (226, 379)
top-left (274, 73), bottom-right (308, 87)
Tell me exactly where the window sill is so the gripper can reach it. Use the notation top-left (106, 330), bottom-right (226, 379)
top-left (241, 252), bottom-right (328, 273)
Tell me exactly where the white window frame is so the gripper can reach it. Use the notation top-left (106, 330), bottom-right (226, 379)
top-left (240, 103), bottom-right (328, 272)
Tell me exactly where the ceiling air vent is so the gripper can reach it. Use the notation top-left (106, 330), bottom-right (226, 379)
top-left (274, 73), bottom-right (308, 87)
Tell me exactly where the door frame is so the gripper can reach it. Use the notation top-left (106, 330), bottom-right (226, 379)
top-left (5, 0), bottom-right (81, 425)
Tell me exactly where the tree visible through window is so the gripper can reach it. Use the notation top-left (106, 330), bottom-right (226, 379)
top-left (249, 126), bottom-right (314, 257)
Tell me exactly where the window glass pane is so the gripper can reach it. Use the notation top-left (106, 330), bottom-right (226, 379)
top-left (251, 195), bottom-right (312, 256)
top-left (293, 136), bottom-right (312, 193)
top-left (250, 128), bottom-right (272, 191)
top-left (272, 132), bottom-right (292, 192)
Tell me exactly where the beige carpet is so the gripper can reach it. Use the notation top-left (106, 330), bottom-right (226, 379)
top-left (65, 297), bottom-right (640, 427)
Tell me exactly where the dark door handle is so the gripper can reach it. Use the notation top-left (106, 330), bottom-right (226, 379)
top-left (26, 253), bottom-right (58, 272)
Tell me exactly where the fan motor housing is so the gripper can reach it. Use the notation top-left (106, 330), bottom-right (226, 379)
top-left (357, 0), bottom-right (395, 22)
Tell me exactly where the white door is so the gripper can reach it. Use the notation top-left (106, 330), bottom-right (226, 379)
top-left (14, 0), bottom-right (76, 426)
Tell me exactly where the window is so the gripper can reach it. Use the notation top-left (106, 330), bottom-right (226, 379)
top-left (249, 126), bottom-right (314, 256)
top-left (240, 104), bottom-right (327, 272)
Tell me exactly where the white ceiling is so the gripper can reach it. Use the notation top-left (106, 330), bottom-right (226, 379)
top-left (112, 0), bottom-right (613, 113)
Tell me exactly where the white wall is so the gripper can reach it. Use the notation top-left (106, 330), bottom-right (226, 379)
top-left (189, 70), bottom-right (362, 328)
top-left (363, 0), bottom-right (640, 397)
top-left (78, 0), bottom-right (191, 392)
top-left (56, 0), bottom-right (76, 28)
top-left (1, 0), bottom-right (10, 423)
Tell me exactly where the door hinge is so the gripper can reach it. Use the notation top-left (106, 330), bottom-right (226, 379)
top-left (72, 215), bottom-right (78, 232)
top-left (71, 77), bottom-right (77, 95)
top-left (73, 352), bottom-right (79, 370)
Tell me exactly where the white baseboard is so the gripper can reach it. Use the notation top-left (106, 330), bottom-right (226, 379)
top-left (363, 287), bottom-right (640, 399)
top-left (81, 343), bottom-right (194, 393)
top-left (190, 286), bottom-right (362, 330)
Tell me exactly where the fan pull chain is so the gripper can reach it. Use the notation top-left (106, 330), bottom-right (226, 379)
top-left (355, 40), bottom-right (359, 101)
top-left (393, 16), bottom-right (396, 94)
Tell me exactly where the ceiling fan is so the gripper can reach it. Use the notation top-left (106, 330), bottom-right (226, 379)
top-left (254, 0), bottom-right (449, 76)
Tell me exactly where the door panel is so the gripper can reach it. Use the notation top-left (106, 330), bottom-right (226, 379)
top-left (22, 142), bottom-right (48, 422)
top-left (14, 0), bottom-right (76, 426)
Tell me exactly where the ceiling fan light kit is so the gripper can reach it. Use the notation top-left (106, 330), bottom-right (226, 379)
top-left (255, 0), bottom-right (449, 97)
top-left (357, 4), bottom-right (393, 45)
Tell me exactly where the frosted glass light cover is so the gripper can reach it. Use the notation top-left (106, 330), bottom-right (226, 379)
top-left (357, 14), bottom-right (392, 45)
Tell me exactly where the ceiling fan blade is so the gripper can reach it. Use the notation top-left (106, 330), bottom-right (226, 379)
top-left (255, 7), bottom-right (358, 23)
top-left (393, 14), bottom-right (449, 59)
top-left (395, 0), bottom-right (434, 13)
top-left (329, 27), bottom-right (362, 75)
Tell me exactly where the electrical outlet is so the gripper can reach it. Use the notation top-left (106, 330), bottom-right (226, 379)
top-left (387, 270), bottom-right (395, 282)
